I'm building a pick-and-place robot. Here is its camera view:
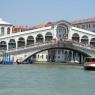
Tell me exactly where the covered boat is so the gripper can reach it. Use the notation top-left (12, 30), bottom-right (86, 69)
top-left (84, 57), bottom-right (95, 70)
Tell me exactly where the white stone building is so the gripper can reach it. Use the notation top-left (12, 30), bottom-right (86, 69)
top-left (72, 17), bottom-right (95, 32)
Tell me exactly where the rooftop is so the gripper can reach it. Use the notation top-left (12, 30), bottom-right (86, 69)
top-left (12, 22), bottom-right (53, 33)
top-left (71, 17), bottom-right (95, 24)
top-left (0, 18), bottom-right (11, 25)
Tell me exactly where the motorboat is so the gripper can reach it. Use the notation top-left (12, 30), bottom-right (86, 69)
top-left (84, 57), bottom-right (95, 70)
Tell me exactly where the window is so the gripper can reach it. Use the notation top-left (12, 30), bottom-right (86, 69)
top-left (86, 24), bottom-right (90, 28)
top-left (7, 27), bottom-right (10, 34)
top-left (93, 23), bottom-right (95, 28)
top-left (88, 24), bottom-right (90, 28)
top-left (38, 55), bottom-right (39, 58)
top-left (81, 25), bottom-right (85, 29)
top-left (1, 27), bottom-right (4, 36)
top-left (58, 50), bottom-right (60, 54)
top-left (46, 55), bottom-right (48, 59)
top-left (58, 56), bottom-right (60, 59)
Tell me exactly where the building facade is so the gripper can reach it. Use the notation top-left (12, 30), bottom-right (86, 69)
top-left (72, 17), bottom-right (95, 32)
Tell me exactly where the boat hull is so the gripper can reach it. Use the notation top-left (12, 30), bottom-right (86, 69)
top-left (84, 64), bottom-right (95, 70)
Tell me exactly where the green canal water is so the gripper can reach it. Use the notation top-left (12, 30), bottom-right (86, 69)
top-left (0, 63), bottom-right (95, 95)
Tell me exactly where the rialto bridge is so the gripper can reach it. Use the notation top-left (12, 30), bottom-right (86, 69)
top-left (0, 19), bottom-right (95, 63)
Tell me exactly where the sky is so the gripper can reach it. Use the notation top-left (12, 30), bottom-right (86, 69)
top-left (0, 0), bottom-right (95, 25)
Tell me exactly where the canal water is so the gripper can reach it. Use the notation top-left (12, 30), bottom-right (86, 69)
top-left (0, 64), bottom-right (95, 95)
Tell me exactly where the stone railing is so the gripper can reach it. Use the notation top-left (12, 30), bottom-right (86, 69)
top-left (0, 39), bottom-right (95, 53)
top-left (4, 41), bottom-right (55, 54)
top-left (72, 41), bottom-right (95, 50)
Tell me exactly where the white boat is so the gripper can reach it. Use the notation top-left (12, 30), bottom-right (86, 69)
top-left (84, 57), bottom-right (95, 70)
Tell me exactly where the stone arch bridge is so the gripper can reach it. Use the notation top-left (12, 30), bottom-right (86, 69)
top-left (6, 40), bottom-right (95, 63)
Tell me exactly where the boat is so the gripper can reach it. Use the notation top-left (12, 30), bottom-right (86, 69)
top-left (16, 59), bottom-right (22, 64)
top-left (16, 58), bottom-right (33, 64)
top-left (84, 57), bottom-right (95, 70)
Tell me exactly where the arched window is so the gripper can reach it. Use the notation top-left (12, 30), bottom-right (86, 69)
top-left (72, 33), bottom-right (80, 42)
top-left (27, 36), bottom-right (34, 46)
top-left (45, 32), bottom-right (52, 42)
top-left (0, 41), bottom-right (7, 50)
top-left (81, 35), bottom-right (88, 45)
top-left (7, 27), bottom-right (10, 34)
top-left (18, 37), bottom-right (25, 48)
top-left (56, 23), bottom-right (68, 39)
top-left (36, 34), bottom-right (43, 43)
top-left (1, 27), bottom-right (4, 36)
top-left (8, 39), bottom-right (16, 50)
top-left (90, 38), bottom-right (95, 48)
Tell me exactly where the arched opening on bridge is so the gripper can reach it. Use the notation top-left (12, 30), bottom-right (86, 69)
top-left (18, 37), bottom-right (25, 48)
top-left (7, 27), bottom-right (10, 34)
top-left (8, 39), bottom-right (16, 50)
top-left (56, 24), bottom-right (68, 39)
top-left (0, 41), bottom-right (7, 50)
top-left (1, 27), bottom-right (4, 36)
top-left (81, 35), bottom-right (88, 45)
top-left (90, 38), bottom-right (95, 48)
top-left (72, 33), bottom-right (80, 42)
top-left (45, 32), bottom-right (53, 42)
top-left (27, 36), bottom-right (34, 46)
top-left (36, 34), bottom-right (43, 43)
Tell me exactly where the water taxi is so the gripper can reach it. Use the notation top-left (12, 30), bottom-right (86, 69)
top-left (84, 57), bottom-right (95, 70)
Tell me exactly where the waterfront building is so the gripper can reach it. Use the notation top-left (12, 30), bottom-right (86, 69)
top-left (72, 17), bottom-right (95, 32)
top-left (0, 18), bottom-right (95, 64)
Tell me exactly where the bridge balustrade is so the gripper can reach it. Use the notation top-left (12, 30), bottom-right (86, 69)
top-left (4, 41), bottom-right (55, 53)
top-left (72, 41), bottom-right (95, 50)
top-left (0, 39), bottom-right (95, 54)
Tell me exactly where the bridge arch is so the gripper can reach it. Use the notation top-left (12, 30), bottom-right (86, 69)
top-left (81, 35), bottom-right (89, 44)
top-left (72, 33), bottom-right (80, 42)
top-left (0, 41), bottom-right (7, 50)
top-left (36, 34), bottom-right (43, 43)
top-left (45, 32), bottom-right (53, 42)
top-left (23, 46), bottom-right (90, 64)
top-left (17, 37), bottom-right (25, 48)
top-left (90, 38), bottom-right (95, 48)
top-left (27, 36), bottom-right (34, 46)
top-left (8, 39), bottom-right (16, 50)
